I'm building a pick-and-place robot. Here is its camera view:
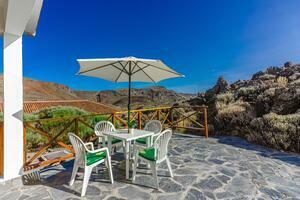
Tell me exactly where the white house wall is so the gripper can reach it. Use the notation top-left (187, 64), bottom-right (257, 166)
top-left (3, 33), bottom-right (23, 180)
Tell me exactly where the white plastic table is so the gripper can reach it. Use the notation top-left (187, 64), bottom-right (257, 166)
top-left (103, 129), bottom-right (154, 179)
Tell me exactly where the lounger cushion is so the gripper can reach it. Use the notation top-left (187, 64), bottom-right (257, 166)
top-left (86, 151), bottom-right (106, 166)
top-left (139, 148), bottom-right (156, 161)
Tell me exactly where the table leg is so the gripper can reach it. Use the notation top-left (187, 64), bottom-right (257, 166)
top-left (125, 141), bottom-right (130, 179)
top-left (107, 136), bottom-right (112, 155)
top-left (146, 137), bottom-right (151, 169)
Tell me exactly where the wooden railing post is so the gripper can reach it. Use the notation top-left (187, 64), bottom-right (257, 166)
top-left (203, 107), bottom-right (208, 138)
top-left (138, 111), bottom-right (142, 129)
top-left (157, 109), bottom-right (160, 120)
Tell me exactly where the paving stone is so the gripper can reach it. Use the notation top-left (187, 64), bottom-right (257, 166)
top-left (217, 166), bottom-right (236, 177)
top-left (134, 175), bottom-right (155, 188)
top-left (184, 188), bottom-right (206, 200)
top-left (118, 185), bottom-right (151, 200)
top-left (159, 178), bottom-right (183, 193)
top-left (105, 197), bottom-right (126, 200)
top-left (203, 191), bottom-right (215, 199)
top-left (174, 168), bottom-right (197, 175)
top-left (216, 175), bottom-right (231, 184)
top-left (226, 176), bottom-right (256, 196)
top-left (174, 176), bottom-right (197, 187)
top-left (1, 134), bottom-right (300, 199)
top-left (208, 159), bottom-right (225, 165)
top-left (157, 193), bottom-right (183, 200)
top-left (18, 194), bottom-right (30, 200)
top-left (0, 190), bottom-right (21, 200)
top-left (85, 185), bottom-right (101, 196)
top-left (216, 192), bottom-right (234, 199)
top-left (49, 186), bottom-right (77, 200)
top-left (194, 177), bottom-right (223, 191)
top-left (259, 187), bottom-right (286, 199)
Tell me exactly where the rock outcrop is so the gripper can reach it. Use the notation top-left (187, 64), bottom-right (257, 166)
top-left (188, 62), bottom-right (300, 152)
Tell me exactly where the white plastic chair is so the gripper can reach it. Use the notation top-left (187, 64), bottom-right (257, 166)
top-left (94, 121), bottom-right (124, 154)
top-left (68, 133), bottom-right (113, 197)
top-left (135, 120), bottom-right (163, 148)
top-left (132, 129), bottom-right (173, 189)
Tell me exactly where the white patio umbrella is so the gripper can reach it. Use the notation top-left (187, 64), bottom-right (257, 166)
top-left (77, 56), bottom-right (184, 127)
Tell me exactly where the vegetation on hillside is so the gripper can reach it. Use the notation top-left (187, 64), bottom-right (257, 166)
top-left (188, 62), bottom-right (300, 152)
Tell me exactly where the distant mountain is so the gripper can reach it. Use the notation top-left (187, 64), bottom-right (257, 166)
top-left (97, 86), bottom-right (196, 109)
top-left (0, 76), bottom-right (194, 109)
top-left (0, 76), bottom-right (97, 102)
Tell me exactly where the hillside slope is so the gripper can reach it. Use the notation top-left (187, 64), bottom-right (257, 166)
top-left (0, 76), bottom-right (193, 109)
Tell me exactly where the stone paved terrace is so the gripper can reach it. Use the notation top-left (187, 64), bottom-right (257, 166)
top-left (1, 134), bottom-right (300, 200)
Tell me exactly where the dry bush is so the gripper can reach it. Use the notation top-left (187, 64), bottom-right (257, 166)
top-left (250, 112), bottom-right (300, 151)
top-left (276, 76), bottom-right (288, 87)
top-left (216, 92), bottom-right (234, 110)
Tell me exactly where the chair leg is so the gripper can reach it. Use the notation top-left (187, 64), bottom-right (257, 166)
top-left (107, 157), bottom-right (114, 184)
top-left (132, 153), bottom-right (139, 182)
top-left (81, 166), bottom-right (92, 197)
top-left (166, 158), bottom-right (173, 178)
top-left (150, 162), bottom-right (159, 189)
top-left (69, 161), bottom-right (79, 186)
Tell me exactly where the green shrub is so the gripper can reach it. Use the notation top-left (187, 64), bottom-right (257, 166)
top-left (2, 106), bottom-right (119, 150)
top-left (23, 106), bottom-right (111, 150)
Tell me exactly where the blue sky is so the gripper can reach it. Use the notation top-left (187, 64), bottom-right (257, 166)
top-left (1, 0), bottom-right (300, 93)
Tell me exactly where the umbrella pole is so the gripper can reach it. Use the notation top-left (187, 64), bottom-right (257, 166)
top-left (127, 62), bottom-right (132, 131)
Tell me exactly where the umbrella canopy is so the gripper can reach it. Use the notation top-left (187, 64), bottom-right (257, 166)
top-left (77, 56), bottom-right (184, 128)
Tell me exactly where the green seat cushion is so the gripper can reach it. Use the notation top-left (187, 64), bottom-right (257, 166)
top-left (139, 148), bottom-right (156, 161)
top-left (86, 151), bottom-right (106, 166)
top-left (136, 137), bottom-right (147, 144)
top-left (111, 138), bottom-right (122, 144)
top-left (101, 138), bottom-right (122, 145)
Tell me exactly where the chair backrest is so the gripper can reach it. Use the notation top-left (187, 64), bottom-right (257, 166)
top-left (68, 133), bottom-right (86, 166)
top-left (94, 121), bottom-right (116, 137)
top-left (144, 120), bottom-right (162, 134)
top-left (153, 129), bottom-right (172, 161)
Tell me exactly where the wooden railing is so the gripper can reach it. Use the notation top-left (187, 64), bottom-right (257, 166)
top-left (19, 106), bottom-right (207, 171)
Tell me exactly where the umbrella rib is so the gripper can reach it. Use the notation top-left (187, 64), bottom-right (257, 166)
top-left (78, 61), bottom-right (120, 75)
top-left (138, 60), bottom-right (183, 76)
top-left (131, 61), bottom-right (138, 74)
top-left (117, 61), bottom-right (130, 74)
top-left (139, 66), bottom-right (156, 83)
top-left (131, 63), bottom-right (151, 75)
top-left (114, 62), bottom-right (129, 82)
top-left (111, 63), bottom-right (129, 74)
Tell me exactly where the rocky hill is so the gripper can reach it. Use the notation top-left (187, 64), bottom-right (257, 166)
top-left (0, 75), bottom-right (98, 101)
top-left (96, 86), bottom-right (194, 109)
top-left (188, 61), bottom-right (300, 152)
top-left (0, 75), bottom-right (192, 109)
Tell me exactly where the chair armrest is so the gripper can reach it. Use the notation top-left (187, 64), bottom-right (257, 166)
top-left (133, 143), bottom-right (152, 154)
top-left (86, 147), bottom-right (110, 157)
top-left (84, 142), bottom-right (94, 151)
